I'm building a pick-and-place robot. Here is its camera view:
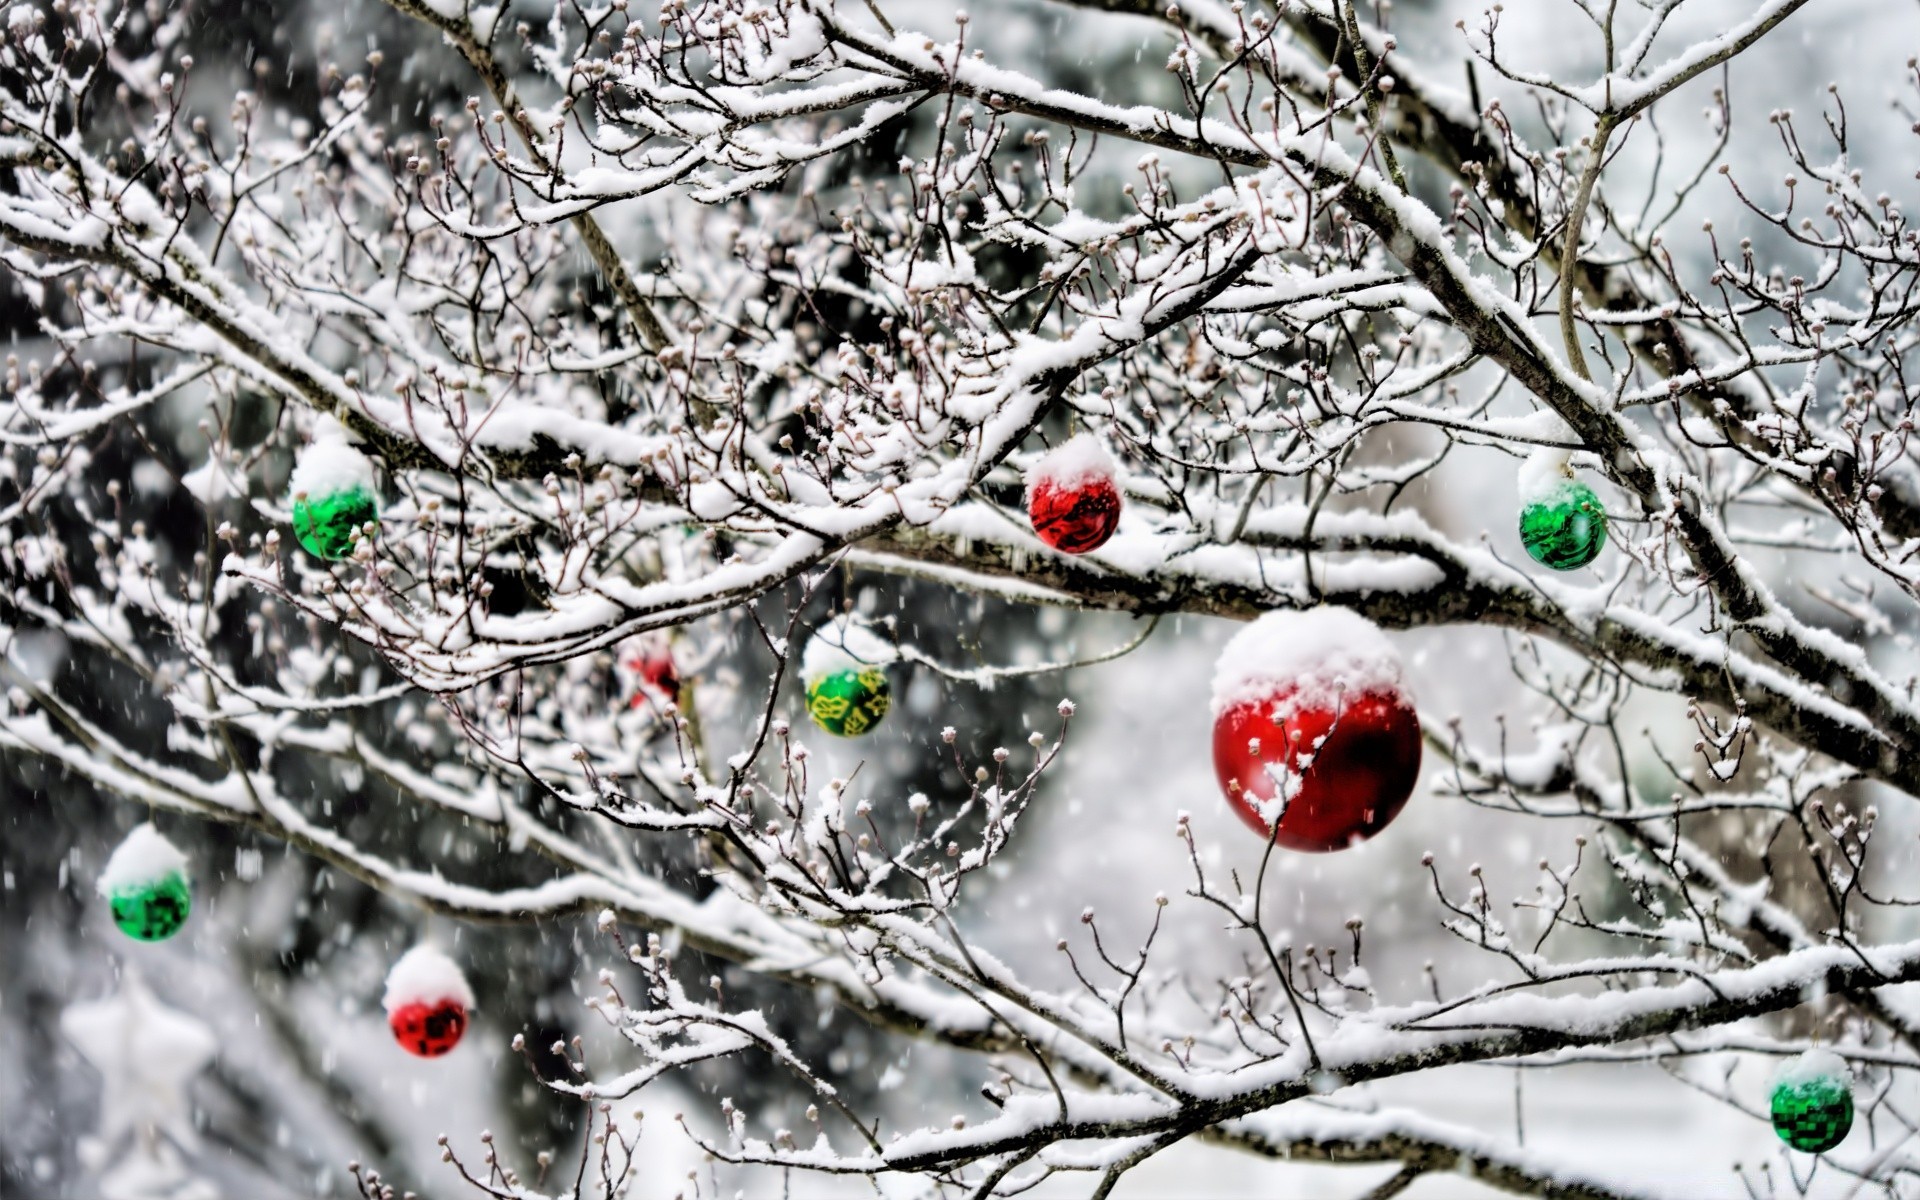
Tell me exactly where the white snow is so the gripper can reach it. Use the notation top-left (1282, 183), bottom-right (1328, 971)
top-left (61, 971), bottom-right (218, 1199)
top-left (9, 2), bottom-right (1919, 1193)
top-left (1210, 607), bottom-right (1407, 716)
top-left (1517, 447), bottom-right (1577, 505)
top-left (96, 823), bottom-right (189, 894)
top-left (382, 945), bottom-right (475, 1013)
top-left (801, 620), bottom-right (897, 686)
top-left (180, 454), bottom-right (239, 504)
top-left (289, 436), bottom-right (374, 501)
top-left (1024, 432), bottom-right (1116, 497)
top-left (1773, 1047), bottom-right (1851, 1090)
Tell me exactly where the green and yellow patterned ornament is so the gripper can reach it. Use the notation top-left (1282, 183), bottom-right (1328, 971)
top-left (98, 823), bottom-right (192, 942)
top-left (1771, 1049), bottom-right (1854, 1153)
top-left (801, 623), bottom-right (895, 738)
top-left (807, 666), bottom-right (892, 737)
top-left (290, 437), bottom-right (378, 562)
top-left (1518, 454), bottom-right (1607, 571)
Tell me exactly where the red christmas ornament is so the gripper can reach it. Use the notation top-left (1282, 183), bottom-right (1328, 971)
top-left (1210, 609), bottom-right (1422, 853)
top-left (1026, 435), bottom-right (1122, 555)
top-left (618, 633), bottom-right (681, 709)
top-left (384, 945), bottom-right (474, 1059)
top-left (388, 999), bottom-right (469, 1058)
top-left (625, 649), bottom-right (681, 708)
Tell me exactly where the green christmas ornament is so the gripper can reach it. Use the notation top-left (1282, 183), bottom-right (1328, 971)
top-left (293, 487), bottom-right (378, 561)
top-left (1770, 1049), bottom-right (1854, 1153)
top-left (801, 623), bottom-right (896, 738)
top-left (110, 874), bottom-right (193, 942)
top-left (289, 438), bottom-right (378, 562)
top-left (806, 667), bottom-right (892, 737)
top-left (98, 824), bottom-right (192, 942)
top-left (1519, 477), bottom-right (1607, 571)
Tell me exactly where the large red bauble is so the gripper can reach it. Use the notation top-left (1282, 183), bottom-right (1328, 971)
top-left (1212, 687), bottom-right (1421, 852)
top-left (1028, 474), bottom-right (1122, 554)
top-left (389, 999), bottom-right (469, 1058)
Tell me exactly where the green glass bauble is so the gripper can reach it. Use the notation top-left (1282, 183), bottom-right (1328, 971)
top-left (292, 487), bottom-right (378, 561)
top-left (805, 667), bottom-right (891, 738)
top-left (108, 872), bottom-right (192, 942)
top-left (1519, 479), bottom-right (1607, 571)
top-left (1772, 1068), bottom-right (1853, 1153)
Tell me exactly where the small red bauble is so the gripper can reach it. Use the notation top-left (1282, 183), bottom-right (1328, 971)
top-left (388, 999), bottom-right (469, 1058)
top-left (1026, 435), bottom-right (1122, 555)
top-left (619, 634), bottom-right (681, 709)
top-left (626, 650), bottom-right (681, 708)
top-left (1211, 608), bottom-right (1421, 853)
top-left (383, 944), bottom-right (474, 1059)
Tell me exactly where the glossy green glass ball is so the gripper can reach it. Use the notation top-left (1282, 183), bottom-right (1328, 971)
top-left (805, 667), bottom-right (891, 738)
top-left (1520, 479), bottom-right (1607, 570)
top-left (1772, 1070), bottom-right (1853, 1153)
top-left (292, 487), bottom-right (378, 561)
top-left (108, 872), bottom-right (192, 941)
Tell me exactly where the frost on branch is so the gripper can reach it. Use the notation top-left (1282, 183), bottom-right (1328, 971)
top-left (9, 0), bottom-right (1920, 1196)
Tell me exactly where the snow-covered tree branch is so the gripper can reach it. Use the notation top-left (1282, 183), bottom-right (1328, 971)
top-left (7, 0), bottom-right (1920, 1196)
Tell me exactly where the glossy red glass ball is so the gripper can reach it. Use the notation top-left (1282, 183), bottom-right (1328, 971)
top-left (388, 999), bottom-right (469, 1058)
top-left (1028, 474), bottom-right (1122, 554)
top-left (1212, 687), bottom-right (1421, 852)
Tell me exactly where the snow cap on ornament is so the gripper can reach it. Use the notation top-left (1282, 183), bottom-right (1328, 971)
top-left (289, 419), bottom-right (379, 562)
top-left (384, 944), bottom-right (474, 1058)
top-left (1025, 433), bottom-right (1122, 555)
top-left (1771, 1048), bottom-right (1853, 1153)
top-left (98, 823), bottom-right (193, 942)
top-left (801, 620), bottom-right (896, 738)
top-left (1210, 607), bottom-right (1421, 852)
top-left (1517, 449), bottom-right (1606, 571)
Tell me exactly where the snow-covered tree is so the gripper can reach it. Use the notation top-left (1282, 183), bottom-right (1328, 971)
top-left (7, 0), bottom-right (1920, 1195)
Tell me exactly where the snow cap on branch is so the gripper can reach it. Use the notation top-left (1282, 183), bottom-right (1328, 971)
top-left (97, 823), bottom-right (190, 894)
top-left (383, 945), bottom-right (475, 1014)
top-left (1211, 606), bottom-right (1406, 716)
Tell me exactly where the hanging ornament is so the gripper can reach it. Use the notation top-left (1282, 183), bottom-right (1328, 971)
top-left (61, 969), bottom-right (218, 1196)
top-left (1771, 1049), bottom-right (1854, 1153)
top-left (98, 824), bottom-right (193, 942)
top-left (1518, 451), bottom-right (1607, 571)
top-left (383, 945), bottom-right (474, 1058)
top-left (1026, 434), bottom-right (1123, 555)
top-left (801, 621), bottom-right (895, 738)
top-left (1211, 608), bottom-right (1422, 852)
top-left (289, 435), bottom-right (379, 562)
top-left (620, 635), bottom-right (681, 709)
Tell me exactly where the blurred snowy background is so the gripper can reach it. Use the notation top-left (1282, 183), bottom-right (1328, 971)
top-left (5, 0), bottom-right (1917, 1196)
